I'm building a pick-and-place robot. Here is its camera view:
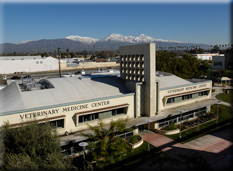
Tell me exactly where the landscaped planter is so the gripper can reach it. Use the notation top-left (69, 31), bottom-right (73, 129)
top-left (126, 135), bottom-right (143, 149)
top-left (163, 128), bottom-right (180, 135)
top-left (155, 128), bottom-right (180, 135)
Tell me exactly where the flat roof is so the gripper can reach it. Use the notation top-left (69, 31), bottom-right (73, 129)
top-left (0, 56), bottom-right (43, 60)
top-left (156, 71), bottom-right (192, 89)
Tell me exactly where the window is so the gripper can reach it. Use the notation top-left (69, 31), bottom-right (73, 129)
top-left (182, 94), bottom-right (192, 100)
top-left (199, 91), bottom-right (208, 97)
top-left (167, 98), bottom-right (175, 104)
top-left (79, 113), bottom-right (98, 123)
top-left (166, 91), bottom-right (209, 105)
top-left (214, 62), bottom-right (222, 66)
top-left (36, 61), bottom-right (39, 64)
top-left (50, 119), bottom-right (64, 128)
top-left (40, 61), bottom-right (43, 64)
top-left (78, 107), bottom-right (127, 123)
top-left (116, 108), bottom-right (125, 114)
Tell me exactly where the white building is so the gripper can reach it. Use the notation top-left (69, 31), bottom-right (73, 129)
top-left (0, 56), bottom-right (58, 74)
top-left (194, 53), bottom-right (224, 61)
top-left (0, 44), bottom-right (217, 136)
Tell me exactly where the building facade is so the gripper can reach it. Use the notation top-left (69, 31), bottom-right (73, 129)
top-left (0, 43), bottom-right (217, 136)
top-left (194, 53), bottom-right (223, 61)
top-left (212, 54), bottom-right (233, 70)
top-left (0, 56), bottom-right (58, 74)
top-left (0, 76), bottom-right (135, 135)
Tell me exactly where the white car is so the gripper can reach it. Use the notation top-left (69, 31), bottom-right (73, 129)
top-left (63, 73), bottom-right (75, 77)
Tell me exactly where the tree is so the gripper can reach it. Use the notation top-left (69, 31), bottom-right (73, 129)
top-left (66, 48), bottom-right (70, 58)
top-left (211, 45), bottom-right (220, 53)
top-left (0, 121), bottom-right (76, 170)
top-left (81, 119), bottom-right (131, 169)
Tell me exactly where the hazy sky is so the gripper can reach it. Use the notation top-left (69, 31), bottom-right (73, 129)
top-left (0, 0), bottom-right (231, 45)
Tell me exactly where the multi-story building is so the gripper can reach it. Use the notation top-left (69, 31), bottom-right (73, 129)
top-left (212, 54), bottom-right (233, 70)
top-left (0, 43), bottom-right (217, 135)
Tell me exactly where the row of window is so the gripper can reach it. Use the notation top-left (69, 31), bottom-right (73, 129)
top-left (167, 91), bottom-right (209, 104)
top-left (38, 108), bottom-right (127, 129)
top-left (50, 119), bottom-right (64, 128)
top-left (158, 107), bottom-right (206, 127)
top-left (79, 107), bottom-right (126, 123)
top-left (214, 62), bottom-right (222, 66)
top-left (36, 61), bottom-right (43, 64)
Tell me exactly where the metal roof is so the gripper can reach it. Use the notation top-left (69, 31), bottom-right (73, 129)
top-left (0, 76), bottom-right (131, 115)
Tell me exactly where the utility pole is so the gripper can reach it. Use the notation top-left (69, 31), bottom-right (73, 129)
top-left (58, 48), bottom-right (62, 78)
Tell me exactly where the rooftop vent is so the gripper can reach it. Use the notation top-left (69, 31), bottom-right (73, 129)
top-left (20, 78), bottom-right (54, 92)
top-left (20, 78), bottom-right (42, 91)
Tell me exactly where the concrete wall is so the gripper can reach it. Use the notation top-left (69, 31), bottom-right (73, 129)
top-left (119, 43), bottom-right (156, 117)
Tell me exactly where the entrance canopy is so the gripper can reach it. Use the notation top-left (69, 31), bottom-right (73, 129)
top-left (128, 99), bottom-right (218, 127)
top-left (215, 77), bottom-right (232, 87)
top-left (217, 77), bottom-right (232, 81)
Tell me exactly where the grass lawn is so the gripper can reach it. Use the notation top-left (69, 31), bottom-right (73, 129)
top-left (166, 104), bottom-right (232, 143)
top-left (216, 90), bottom-right (233, 104)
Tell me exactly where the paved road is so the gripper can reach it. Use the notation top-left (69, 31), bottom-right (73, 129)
top-left (140, 128), bottom-right (233, 170)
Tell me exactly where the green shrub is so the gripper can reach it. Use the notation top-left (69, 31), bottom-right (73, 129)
top-left (161, 123), bottom-right (178, 131)
top-left (125, 135), bottom-right (141, 144)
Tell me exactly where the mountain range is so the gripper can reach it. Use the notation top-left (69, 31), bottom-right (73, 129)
top-left (0, 33), bottom-right (211, 54)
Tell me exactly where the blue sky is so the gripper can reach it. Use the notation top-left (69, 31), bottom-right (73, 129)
top-left (0, 1), bottom-right (231, 45)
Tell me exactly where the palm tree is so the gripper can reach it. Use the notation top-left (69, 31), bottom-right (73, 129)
top-left (66, 48), bottom-right (70, 58)
top-left (81, 118), bottom-right (131, 168)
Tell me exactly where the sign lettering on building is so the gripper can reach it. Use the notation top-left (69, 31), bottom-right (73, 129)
top-left (167, 84), bottom-right (207, 94)
top-left (19, 100), bottom-right (110, 120)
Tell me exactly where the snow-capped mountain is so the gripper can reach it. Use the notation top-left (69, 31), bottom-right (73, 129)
top-left (66, 35), bottom-right (98, 44)
top-left (133, 34), bottom-right (155, 43)
top-left (19, 40), bottom-right (32, 44)
top-left (0, 33), bottom-right (210, 54)
top-left (66, 33), bottom-right (184, 44)
top-left (99, 33), bottom-right (135, 43)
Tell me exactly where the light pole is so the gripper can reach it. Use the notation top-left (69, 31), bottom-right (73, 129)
top-left (216, 101), bottom-right (221, 127)
top-left (58, 48), bottom-right (62, 78)
top-left (179, 110), bottom-right (184, 139)
top-left (79, 142), bottom-right (88, 170)
top-left (145, 119), bottom-right (152, 151)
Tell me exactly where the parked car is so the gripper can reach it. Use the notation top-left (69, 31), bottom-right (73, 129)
top-left (23, 75), bottom-right (31, 79)
top-left (74, 71), bottom-right (81, 75)
top-left (63, 73), bottom-right (75, 77)
top-left (10, 76), bottom-right (21, 80)
top-left (74, 70), bottom-right (85, 75)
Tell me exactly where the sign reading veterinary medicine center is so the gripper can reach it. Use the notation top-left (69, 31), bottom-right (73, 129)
top-left (20, 101), bottom-right (110, 120)
top-left (167, 84), bottom-right (207, 94)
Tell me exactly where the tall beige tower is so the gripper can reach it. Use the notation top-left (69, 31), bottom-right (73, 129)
top-left (119, 43), bottom-right (156, 117)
